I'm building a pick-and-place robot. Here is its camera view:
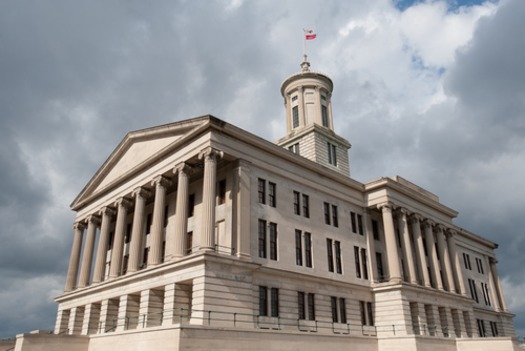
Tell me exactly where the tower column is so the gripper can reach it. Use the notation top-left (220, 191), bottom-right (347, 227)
top-left (297, 86), bottom-right (305, 127)
top-left (398, 208), bottom-right (417, 284)
top-left (78, 215), bottom-right (101, 288)
top-left (65, 222), bottom-right (85, 291)
top-left (128, 187), bottom-right (151, 272)
top-left (173, 163), bottom-right (192, 258)
top-left (423, 220), bottom-right (443, 290)
top-left (409, 214), bottom-right (430, 287)
top-left (436, 225), bottom-right (455, 292)
top-left (446, 230), bottom-right (466, 295)
top-left (379, 203), bottom-right (401, 283)
top-left (149, 176), bottom-right (172, 266)
top-left (109, 198), bottom-right (133, 278)
top-left (363, 210), bottom-right (378, 283)
top-left (92, 207), bottom-right (116, 283)
top-left (199, 147), bottom-right (223, 251)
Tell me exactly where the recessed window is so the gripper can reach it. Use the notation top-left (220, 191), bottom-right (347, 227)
top-left (322, 105), bottom-right (328, 127)
top-left (331, 297), bottom-right (346, 323)
top-left (292, 106), bottom-right (299, 128)
top-left (292, 95), bottom-right (298, 102)
top-left (327, 142), bottom-right (337, 166)
top-left (217, 179), bottom-right (226, 205)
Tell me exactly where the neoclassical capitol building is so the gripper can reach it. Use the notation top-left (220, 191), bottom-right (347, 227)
top-left (15, 58), bottom-right (519, 351)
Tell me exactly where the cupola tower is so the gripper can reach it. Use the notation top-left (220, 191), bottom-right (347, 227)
top-left (277, 55), bottom-right (351, 176)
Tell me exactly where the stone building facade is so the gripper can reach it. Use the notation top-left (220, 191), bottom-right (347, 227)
top-left (15, 58), bottom-right (518, 351)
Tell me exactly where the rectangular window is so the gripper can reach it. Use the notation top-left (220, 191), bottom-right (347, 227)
top-left (163, 205), bottom-right (169, 227)
top-left (468, 279), bottom-right (479, 303)
top-left (463, 253), bottom-right (472, 270)
top-left (357, 214), bottom-right (363, 235)
top-left (292, 95), bottom-right (298, 102)
top-left (269, 222), bottom-right (278, 261)
top-left (490, 321), bottom-right (498, 337)
top-left (331, 296), bottom-right (338, 323)
top-left (307, 293), bottom-right (315, 320)
top-left (292, 106), bottom-right (299, 128)
top-left (477, 319), bottom-right (486, 337)
top-left (351, 212), bottom-right (357, 233)
top-left (481, 282), bottom-right (491, 306)
top-left (258, 219), bottom-right (267, 258)
top-left (270, 288), bottom-right (279, 317)
top-left (188, 194), bottom-right (195, 217)
top-left (324, 202), bottom-right (330, 225)
top-left (108, 231), bottom-right (115, 250)
top-left (361, 248), bottom-right (369, 280)
top-left (268, 182), bottom-right (276, 207)
top-left (298, 292), bottom-right (305, 319)
top-left (293, 191), bottom-right (301, 215)
top-left (476, 257), bottom-right (484, 274)
top-left (327, 239), bottom-right (334, 272)
top-left (218, 179), bottom-right (226, 205)
top-left (359, 301), bottom-right (367, 325)
top-left (124, 223), bottom-right (132, 244)
top-left (367, 302), bottom-right (374, 326)
top-left (258, 178), bottom-right (266, 204)
top-left (142, 247), bottom-right (149, 268)
top-left (322, 105), bottom-right (329, 127)
top-left (288, 143), bottom-right (299, 154)
top-left (302, 194), bottom-right (310, 218)
top-left (354, 246), bottom-right (361, 278)
top-left (305, 232), bottom-right (312, 268)
top-left (335, 241), bottom-right (342, 274)
top-left (259, 286), bottom-right (268, 316)
top-left (295, 230), bottom-right (303, 266)
top-left (327, 142), bottom-right (337, 166)
top-left (372, 220), bottom-right (380, 240)
top-left (146, 213), bottom-right (153, 234)
top-left (332, 205), bottom-right (338, 227)
top-left (186, 231), bottom-right (193, 254)
top-left (376, 252), bottom-right (384, 281)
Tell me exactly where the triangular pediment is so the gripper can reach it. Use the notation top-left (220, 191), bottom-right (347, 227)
top-left (72, 115), bottom-right (214, 210)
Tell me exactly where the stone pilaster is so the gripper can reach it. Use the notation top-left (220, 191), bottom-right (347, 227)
top-left (149, 176), bottom-right (172, 266)
top-left (378, 203), bottom-right (401, 283)
top-left (489, 258), bottom-right (508, 311)
top-left (65, 222), bottom-right (85, 291)
top-left (81, 303), bottom-right (101, 335)
top-left (138, 288), bottom-right (164, 328)
top-left (409, 214), bottom-right (430, 287)
top-left (423, 220), bottom-right (443, 290)
top-left (92, 207), bottom-right (116, 283)
top-left (78, 215), bottom-right (101, 288)
top-left (233, 160), bottom-right (251, 260)
top-left (68, 306), bottom-right (85, 335)
top-left (54, 309), bottom-right (70, 334)
top-left (199, 147), bottom-right (223, 251)
top-left (99, 298), bottom-right (120, 333)
top-left (398, 208), bottom-right (417, 284)
top-left (172, 163), bottom-right (192, 259)
top-left (109, 197), bottom-right (133, 278)
top-left (128, 187), bottom-right (151, 272)
top-left (436, 225), bottom-right (455, 292)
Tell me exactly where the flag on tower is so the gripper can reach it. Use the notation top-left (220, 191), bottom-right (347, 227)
top-left (304, 29), bottom-right (316, 40)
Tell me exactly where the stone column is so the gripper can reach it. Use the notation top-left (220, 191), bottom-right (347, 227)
top-left (297, 86), bottom-right (305, 126)
top-left (65, 222), bottom-right (85, 291)
top-left (447, 230), bottom-right (466, 295)
top-left (315, 86), bottom-right (323, 123)
top-left (172, 163), bottom-right (192, 259)
top-left (398, 208), bottom-right (417, 284)
top-left (409, 214), bottom-right (430, 287)
top-left (199, 147), bottom-right (223, 251)
top-left (233, 160), bottom-right (251, 260)
top-left (364, 210), bottom-right (378, 283)
top-left (128, 187), bottom-right (151, 272)
top-left (379, 203), bottom-right (401, 283)
top-left (489, 258), bottom-right (508, 311)
top-left (109, 198), bottom-right (133, 278)
top-left (149, 176), bottom-right (172, 265)
top-left (423, 220), bottom-right (443, 290)
top-left (435, 225), bottom-right (455, 292)
top-left (92, 207), bottom-right (116, 283)
top-left (78, 215), bottom-right (101, 288)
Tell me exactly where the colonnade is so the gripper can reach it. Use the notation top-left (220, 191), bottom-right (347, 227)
top-left (375, 203), bottom-right (466, 295)
top-left (64, 147), bottom-right (223, 292)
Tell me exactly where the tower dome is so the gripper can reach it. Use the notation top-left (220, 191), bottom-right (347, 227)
top-left (277, 56), bottom-right (351, 176)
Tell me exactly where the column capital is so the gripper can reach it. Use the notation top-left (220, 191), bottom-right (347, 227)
top-left (446, 228), bottom-right (457, 237)
top-left (151, 175), bottom-right (172, 189)
top-left (489, 257), bottom-right (498, 265)
top-left (198, 147), bottom-right (224, 161)
top-left (397, 207), bottom-right (411, 217)
top-left (434, 224), bottom-right (446, 234)
top-left (173, 162), bottom-right (194, 176)
top-left (132, 187), bottom-right (152, 199)
top-left (377, 202), bottom-right (396, 212)
top-left (115, 197), bottom-right (133, 210)
top-left (98, 206), bottom-right (116, 218)
top-left (85, 214), bottom-right (101, 226)
top-left (422, 219), bottom-right (435, 229)
top-left (73, 221), bottom-right (86, 231)
top-left (408, 213), bottom-right (423, 225)
top-left (297, 85), bottom-right (303, 92)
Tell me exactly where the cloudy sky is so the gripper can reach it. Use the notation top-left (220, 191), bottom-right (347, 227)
top-left (1, 0), bottom-right (524, 339)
